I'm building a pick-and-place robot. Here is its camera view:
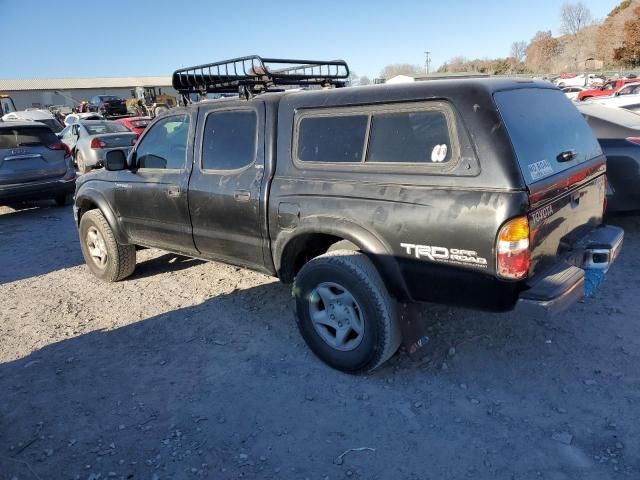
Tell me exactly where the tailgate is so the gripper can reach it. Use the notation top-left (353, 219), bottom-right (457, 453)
top-left (527, 162), bottom-right (606, 274)
top-left (494, 87), bottom-right (607, 276)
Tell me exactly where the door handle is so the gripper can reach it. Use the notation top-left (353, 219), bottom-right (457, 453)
top-left (234, 190), bottom-right (251, 202)
top-left (167, 186), bottom-right (181, 198)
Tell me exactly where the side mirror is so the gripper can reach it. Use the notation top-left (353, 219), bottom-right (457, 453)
top-left (105, 150), bottom-right (127, 171)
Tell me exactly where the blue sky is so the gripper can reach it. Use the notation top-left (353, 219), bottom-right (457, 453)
top-left (3, 0), bottom-right (622, 79)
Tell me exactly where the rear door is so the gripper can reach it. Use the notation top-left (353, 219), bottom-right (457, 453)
top-left (494, 87), bottom-right (606, 274)
top-left (113, 111), bottom-right (196, 254)
top-left (0, 125), bottom-right (67, 185)
top-left (188, 102), bottom-right (266, 270)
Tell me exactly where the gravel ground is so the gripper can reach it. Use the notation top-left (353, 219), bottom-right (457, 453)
top-left (0, 202), bottom-right (639, 480)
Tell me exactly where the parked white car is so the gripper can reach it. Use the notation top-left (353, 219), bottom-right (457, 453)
top-left (63, 112), bottom-right (104, 127)
top-left (562, 86), bottom-right (587, 101)
top-left (2, 109), bottom-right (64, 133)
top-left (589, 93), bottom-right (640, 114)
top-left (555, 74), bottom-right (603, 88)
top-left (612, 82), bottom-right (640, 97)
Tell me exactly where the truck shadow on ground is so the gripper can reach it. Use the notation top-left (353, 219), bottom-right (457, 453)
top-left (129, 253), bottom-right (206, 280)
top-left (1, 271), bottom-right (638, 478)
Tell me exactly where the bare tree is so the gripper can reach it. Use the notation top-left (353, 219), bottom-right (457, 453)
top-left (358, 75), bottom-right (371, 86)
top-left (510, 41), bottom-right (528, 63)
top-left (560, 2), bottom-right (592, 35)
top-left (380, 63), bottom-right (423, 80)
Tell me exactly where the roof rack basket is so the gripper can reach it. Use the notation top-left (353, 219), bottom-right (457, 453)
top-left (172, 55), bottom-right (350, 99)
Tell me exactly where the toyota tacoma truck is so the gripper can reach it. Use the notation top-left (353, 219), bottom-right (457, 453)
top-left (73, 55), bottom-right (623, 373)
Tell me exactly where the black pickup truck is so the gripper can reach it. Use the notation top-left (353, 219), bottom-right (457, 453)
top-left (74, 56), bottom-right (623, 373)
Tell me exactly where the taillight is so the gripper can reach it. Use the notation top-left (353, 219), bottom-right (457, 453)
top-left (90, 138), bottom-right (107, 149)
top-left (626, 137), bottom-right (640, 145)
top-left (496, 216), bottom-right (530, 280)
top-left (47, 142), bottom-right (71, 158)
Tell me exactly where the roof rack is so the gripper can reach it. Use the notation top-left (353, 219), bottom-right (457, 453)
top-left (172, 55), bottom-right (350, 99)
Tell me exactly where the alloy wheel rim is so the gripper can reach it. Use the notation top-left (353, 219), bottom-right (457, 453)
top-left (308, 282), bottom-right (364, 351)
top-left (86, 226), bottom-right (108, 268)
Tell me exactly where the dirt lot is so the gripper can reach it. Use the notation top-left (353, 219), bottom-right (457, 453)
top-left (0, 202), bottom-right (639, 480)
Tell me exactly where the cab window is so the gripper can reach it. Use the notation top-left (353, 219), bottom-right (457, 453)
top-left (201, 110), bottom-right (257, 170)
top-left (136, 114), bottom-right (190, 170)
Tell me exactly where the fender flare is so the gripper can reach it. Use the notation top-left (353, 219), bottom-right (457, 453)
top-left (273, 215), bottom-right (411, 302)
top-left (75, 187), bottom-right (128, 245)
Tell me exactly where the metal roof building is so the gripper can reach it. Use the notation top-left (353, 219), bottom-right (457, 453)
top-left (0, 76), bottom-right (176, 110)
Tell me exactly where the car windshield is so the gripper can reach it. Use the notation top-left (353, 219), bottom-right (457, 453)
top-left (131, 119), bottom-right (150, 128)
top-left (99, 96), bottom-right (121, 101)
top-left (83, 122), bottom-right (130, 135)
top-left (0, 126), bottom-right (58, 148)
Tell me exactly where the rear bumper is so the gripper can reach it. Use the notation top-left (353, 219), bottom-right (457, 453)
top-left (0, 177), bottom-right (76, 203)
top-left (515, 224), bottom-right (623, 316)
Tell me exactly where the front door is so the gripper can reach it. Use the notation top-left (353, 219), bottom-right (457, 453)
top-left (114, 111), bottom-right (196, 254)
top-left (188, 103), bottom-right (266, 270)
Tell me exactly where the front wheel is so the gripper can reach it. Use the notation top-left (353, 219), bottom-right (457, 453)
top-left (79, 209), bottom-right (136, 282)
top-left (293, 250), bottom-right (401, 373)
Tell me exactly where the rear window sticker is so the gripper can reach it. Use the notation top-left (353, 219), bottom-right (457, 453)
top-left (528, 159), bottom-right (554, 180)
top-left (431, 144), bottom-right (448, 163)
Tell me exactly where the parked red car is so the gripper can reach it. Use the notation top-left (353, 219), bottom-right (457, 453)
top-left (114, 116), bottom-right (151, 136)
top-left (577, 79), bottom-right (638, 101)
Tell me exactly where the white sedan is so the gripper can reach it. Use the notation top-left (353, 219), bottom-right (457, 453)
top-left (63, 112), bottom-right (103, 127)
top-left (562, 86), bottom-right (587, 101)
top-left (589, 93), bottom-right (640, 114)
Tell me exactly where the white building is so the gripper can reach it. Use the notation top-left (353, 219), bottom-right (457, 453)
top-left (0, 76), bottom-right (178, 110)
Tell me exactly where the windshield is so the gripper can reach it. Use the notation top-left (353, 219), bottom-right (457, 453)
top-left (494, 88), bottom-right (602, 185)
top-left (99, 96), bottom-right (122, 102)
top-left (83, 122), bottom-right (130, 135)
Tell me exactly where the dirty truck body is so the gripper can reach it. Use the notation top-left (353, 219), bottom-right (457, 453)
top-left (74, 59), bottom-right (622, 372)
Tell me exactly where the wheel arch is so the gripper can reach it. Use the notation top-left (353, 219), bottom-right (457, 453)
top-left (75, 188), bottom-right (128, 245)
top-left (273, 217), bottom-right (410, 301)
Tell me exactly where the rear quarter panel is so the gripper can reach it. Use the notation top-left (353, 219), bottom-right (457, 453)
top-left (269, 83), bottom-right (530, 303)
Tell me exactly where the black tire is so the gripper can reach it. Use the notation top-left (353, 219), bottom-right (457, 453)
top-left (76, 151), bottom-right (90, 175)
top-left (79, 209), bottom-right (136, 282)
top-left (54, 193), bottom-right (73, 206)
top-left (293, 250), bottom-right (401, 373)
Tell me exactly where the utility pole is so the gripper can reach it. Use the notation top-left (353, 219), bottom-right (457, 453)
top-left (424, 51), bottom-right (432, 75)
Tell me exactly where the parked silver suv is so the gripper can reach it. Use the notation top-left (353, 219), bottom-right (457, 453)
top-left (0, 122), bottom-right (76, 206)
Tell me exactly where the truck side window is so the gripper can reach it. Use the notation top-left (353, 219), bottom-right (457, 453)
top-left (202, 110), bottom-right (257, 170)
top-left (367, 111), bottom-right (452, 163)
top-left (298, 115), bottom-right (368, 162)
top-left (137, 114), bottom-right (190, 170)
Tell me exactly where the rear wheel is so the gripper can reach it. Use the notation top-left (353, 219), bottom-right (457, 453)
top-left (76, 152), bottom-right (90, 175)
top-left (293, 250), bottom-right (401, 373)
top-left (79, 209), bottom-right (136, 282)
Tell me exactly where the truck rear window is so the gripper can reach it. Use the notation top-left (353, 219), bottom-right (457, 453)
top-left (0, 126), bottom-right (58, 149)
top-left (494, 88), bottom-right (602, 184)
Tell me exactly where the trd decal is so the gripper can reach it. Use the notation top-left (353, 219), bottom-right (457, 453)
top-left (400, 243), bottom-right (488, 268)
